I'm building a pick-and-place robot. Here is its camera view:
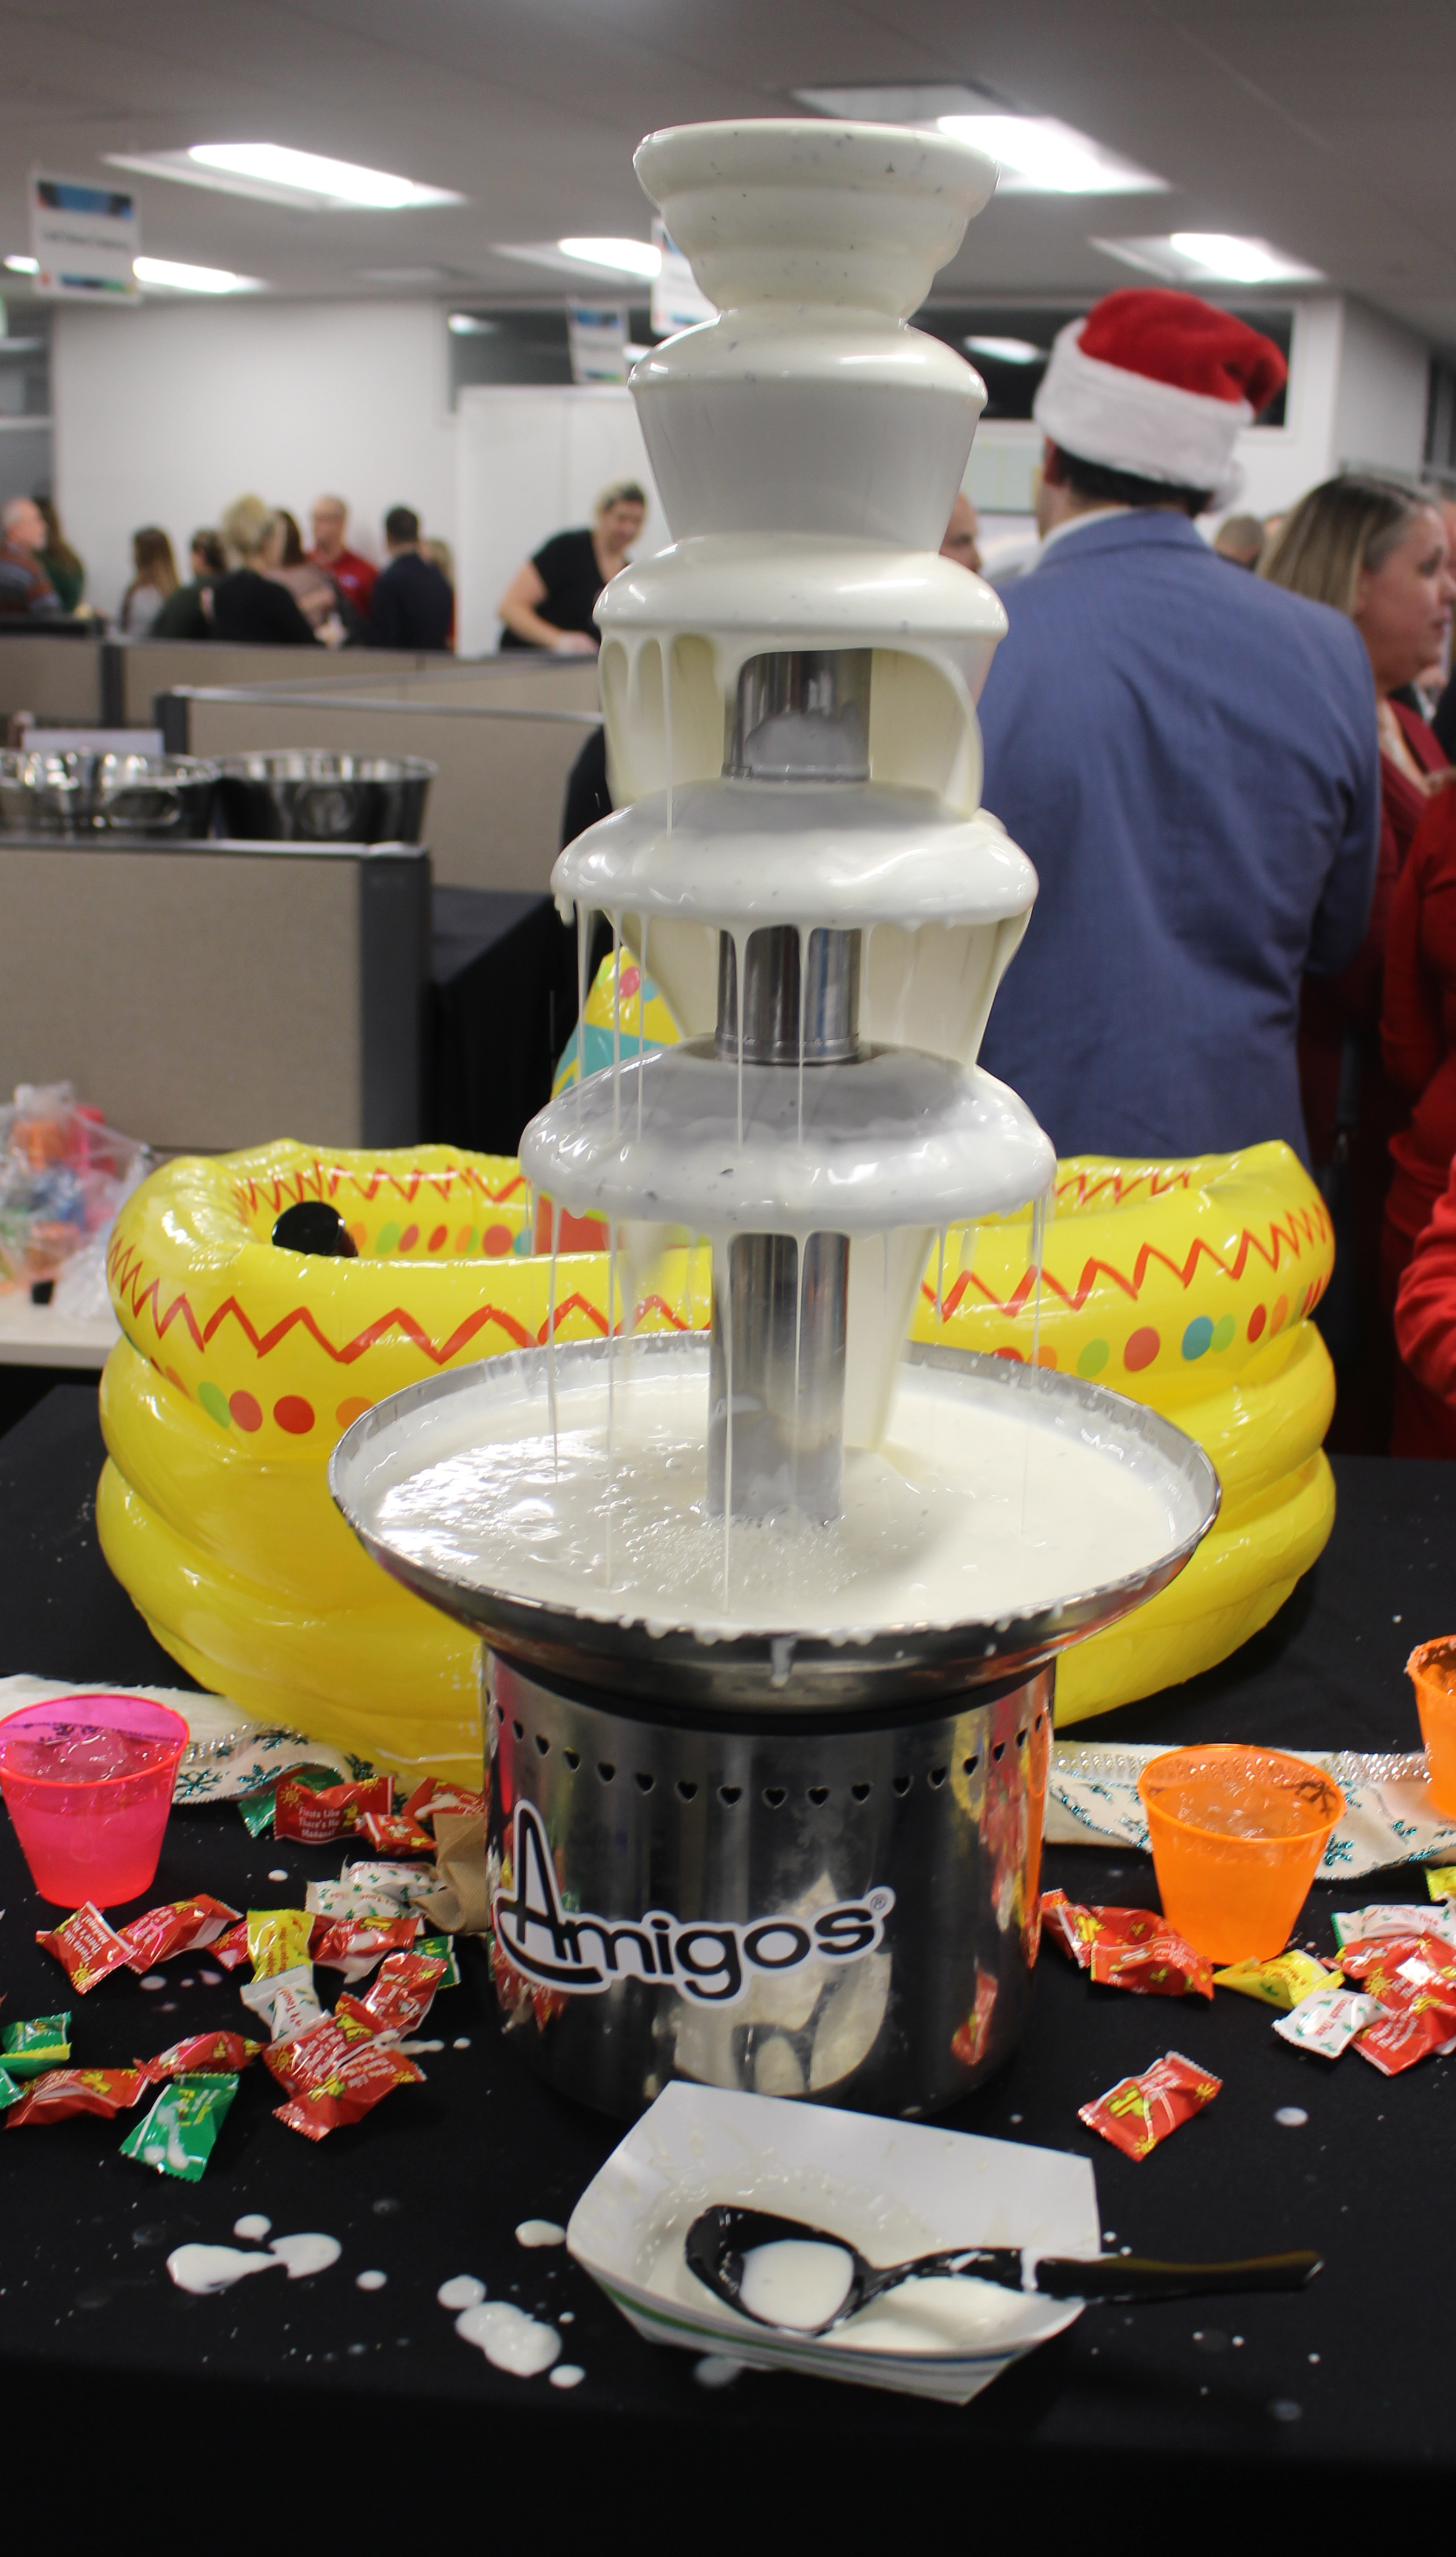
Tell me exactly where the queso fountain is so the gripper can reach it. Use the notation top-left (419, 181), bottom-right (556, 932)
top-left (332, 119), bottom-right (1218, 2120)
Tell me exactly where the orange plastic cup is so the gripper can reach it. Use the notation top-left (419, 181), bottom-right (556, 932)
top-left (1407, 1639), bottom-right (1456, 1817)
top-left (1136, 1745), bottom-right (1344, 1964)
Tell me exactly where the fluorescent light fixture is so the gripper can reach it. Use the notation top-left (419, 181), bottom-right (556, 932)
top-left (133, 255), bottom-right (261, 294)
top-left (793, 83), bottom-right (1165, 194)
top-left (104, 145), bottom-right (462, 212)
top-left (494, 237), bottom-right (662, 282)
top-left (4, 254), bottom-right (38, 275)
top-left (936, 115), bottom-right (1165, 195)
top-left (965, 334), bottom-right (1046, 364)
top-left (1093, 232), bottom-right (1323, 286)
top-left (447, 312), bottom-right (496, 334)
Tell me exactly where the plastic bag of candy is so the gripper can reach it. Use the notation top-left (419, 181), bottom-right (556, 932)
top-left (0, 1082), bottom-right (148, 1288)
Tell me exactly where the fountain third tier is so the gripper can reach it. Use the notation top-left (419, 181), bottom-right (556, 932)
top-left (332, 119), bottom-right (1219, 2119)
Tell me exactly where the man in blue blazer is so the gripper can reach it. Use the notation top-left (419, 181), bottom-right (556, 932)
top-left (977, 289), bottom-right (1379, 1167)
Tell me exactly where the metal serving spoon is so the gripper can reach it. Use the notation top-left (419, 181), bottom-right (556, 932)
top-left (685, 2205), bottom-right (1322, 2337)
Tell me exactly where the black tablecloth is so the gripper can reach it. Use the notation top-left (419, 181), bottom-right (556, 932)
top-left (430, 887), bottom-right (578, 1157)
top-left (1, 1387), bottom-right (1453, 2522)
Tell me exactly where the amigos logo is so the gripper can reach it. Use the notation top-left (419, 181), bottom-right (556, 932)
top-left (493, 1801), bottom-right (894, 2006)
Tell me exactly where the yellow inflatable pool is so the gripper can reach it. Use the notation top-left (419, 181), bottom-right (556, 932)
top-left (99, 1136), bottom-right (1333, 1778)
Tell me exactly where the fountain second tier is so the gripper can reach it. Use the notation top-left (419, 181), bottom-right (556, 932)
top-left (332, 117), bottom-right (1219, 2120)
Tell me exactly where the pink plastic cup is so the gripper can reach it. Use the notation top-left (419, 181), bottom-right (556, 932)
top-left (0, 1694), bottom-right (189, 1906)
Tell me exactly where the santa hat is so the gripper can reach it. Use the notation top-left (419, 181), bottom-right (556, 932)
top-left (1032, 288), bottom-right (1288, 508)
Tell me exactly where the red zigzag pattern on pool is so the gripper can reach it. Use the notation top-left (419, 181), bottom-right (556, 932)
top-left (921, 1202), bottom-right (1333, 1324)
top-left (226, 1159), bottom-right (527, 1222)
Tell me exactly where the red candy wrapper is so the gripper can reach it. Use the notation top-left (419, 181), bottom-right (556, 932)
top-left (6, 2067), bottom-right (147, 2126)
top-left (1338, 1932), bottom-right (1456, 2075)
top-left (35, 1904), bottom-right (130, 1995)
top-left (354, 1811), bottom-right (434, 1856)
top-left (263, 2010), bottom-right (423, 2140)
top-left (405, 1777), bottom-right (488, 1828)
top-left (1079, 2051), bottom-right (1222, 2161)
top-left (951, 1970), bottom-right (999, 2069)
top-left (308, 1915), bottom-right (421, 1981)
top-left (140, 2030), bottom-right (260, 2081)
top-left (208, 1920), bottom-right (252, 1971)
top-left (337, 1950), bottom-right (446, 2040)
top-left (273, 1772), bottom-right (394, 1845)
top-left (117, 1895), bottom-right (243, 1973)
top-left (1040, 1892), bottom-right (1210, 1996)
top-left (1088, 1932), bottom-right (1215, 1999)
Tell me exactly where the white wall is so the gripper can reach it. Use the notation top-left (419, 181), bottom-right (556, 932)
top-left (1332, 297), bottom-right (1432, 479)
top-left (454, 384), bottom-right (662, 658)
top-left (52, 298), bottom-right (457, 617)
top-left (1214, 292), bottom-right (1432, 533)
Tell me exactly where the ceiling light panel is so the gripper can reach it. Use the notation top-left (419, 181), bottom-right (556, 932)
top-left (1093, 234), bottom-right (1324, 286)
top-left (105, 146), bottom-right (462, 212)
top-left (965, 334), bottom-right (1046, 365)
top-left (793, 85), bottom-right (1165, 195)
top-left (133, 255), bottom-right (261, 294)
top-left (494, 238), bottom-right (661, 281)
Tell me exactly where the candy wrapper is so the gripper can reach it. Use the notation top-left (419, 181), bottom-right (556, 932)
top-left (309, 1914), bottom-right (421, 1981)
top-left (209, 1920), bottom-right (251, 1970)
top-left (140, 2030), bottom-right (259, 2081)
top-left (1078, 2051), bottom-right (1222, 2161)
top-left (1353, 2003), bottom-right (1456, 2076)
top-left (1040, 1892), bottom-right (1210, 1995)
top-left (2, 2013), bottom-right (71, 2077)
top-left (246, 1908), bottom-right (314, 1979)
top-left (1332, 1902), bottom-right (1456, 1952)
top-left (340, 1862), bottom-right (433, 1904)
top-left (355, 1811), bottom-right (434, 1856)
top-left (0, 2067), bottom-right (23, 2112)
top-left (121, 2074), bottom-right (238, 2181)
top-left (274, 1772), bottom-right (394, 1845)
top-left (35, 1904), bottom-right (130, 1994)
top-left (1213, 1949), bottom-right (1341, 2009)
top-left (240, 1965), bottom-right (324, 2046)
top-left (237, 1764), bottom-right (350, 1839)
top-left (6, 2067), bottom-right (147, 2126)
top-left (405, 1778), bottom-right (487, 1828)
top-left (1427, 1865), bottom-right (1456, 1901)
top-left (117, 1895), bottom-right (242, 1973)
top-left (264, 2011), bottom-right (423, 2141)
top-left (337, 1950), bottom-right (446, 2040)
top-left (416, 1933), bottom-right (461, 1991)
top-left (1336, 1932), bottom-right (1456, 2075)
top-left (1274, 1986), bottom-right (1386, 2058)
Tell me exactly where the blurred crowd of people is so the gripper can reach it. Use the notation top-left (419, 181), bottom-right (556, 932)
top-left (0, 493), bottom-right (456, 652)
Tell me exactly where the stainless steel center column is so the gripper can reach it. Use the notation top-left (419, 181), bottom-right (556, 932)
top-left (707, 649), bottom-right (869, 1523)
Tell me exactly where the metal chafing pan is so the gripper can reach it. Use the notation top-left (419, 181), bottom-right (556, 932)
top-left (214, 750), bottom-right (434, 844)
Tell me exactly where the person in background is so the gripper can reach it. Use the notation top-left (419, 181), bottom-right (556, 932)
top-left (497, 479), bottom-right (645, 652)
top-left (368, 506), bottom-right (453, 651)
top-left (264, 508), bottom-right (345, 636)
top-left (1381, 779), bottom-right (1456, 1449)
top-left (211, 495), bottom-right (320, 645)
top-left (1261, 479), bottom-right (1452, 1443)
top-left (150, 528), bottom-right (226, 639)
top-left (0, 497), bottom-right (61, 618)
top-left (308, 495), bottom-right (376, 624)
top-left (1391, 1151), bottom-right (1456, 1456)
top-left (425, 537), bottom-right (457, 649)
top-left (119, 526), bottom-right (178, 636)
top-left (34, 496), bottom-right (84, 612)
top-left (940, 491), bottom-right (982, 573)
top-left (975, 288), bottom-right (1377, 1173)
top-left (1428, 496), bottom-right (1456, 756)
top-left (1212, 512), bottom-right (1266, 568)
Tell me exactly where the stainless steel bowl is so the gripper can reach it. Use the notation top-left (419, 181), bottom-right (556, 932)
top-left (331, 1335), bottom-right (1221, 1712)
top-left (214, 750), bottom-right (435, 844)
top-left (0, 749), bottom-right (218, 838)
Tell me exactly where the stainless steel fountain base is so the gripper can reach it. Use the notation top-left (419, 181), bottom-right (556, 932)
top-left (486, 1649), bottom-right (1052, 2120)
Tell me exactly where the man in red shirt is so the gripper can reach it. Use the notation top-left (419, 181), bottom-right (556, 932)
top-left (308, 496), bottom-right (376, 622)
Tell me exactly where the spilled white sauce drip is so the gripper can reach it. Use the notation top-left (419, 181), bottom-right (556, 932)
top-left (516, 2219), bottom-right (567, 2248)
top-left (167, 2232), bottom-right (340, 2296)
top-left (550, 2363), bottom-right (586, 2388)
top-left (233, 2213), bottom-right (271, 2242)
top-left (437, 2272), bottom-right (485, 2310)
top-left (356, 2269), bottom-right (388, 2291)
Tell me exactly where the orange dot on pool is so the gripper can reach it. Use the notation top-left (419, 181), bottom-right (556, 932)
top-left (335, 1396), bottom-right (371, 1429)
top-left (1248, 1302), bottom-right (1267, 1341)
top-left (992, 1344), bottom-right (1025, 1362)
top-left (274, 1395), bottom-right (315, 1435)
top-left (428, 1224), bottom-right (447, 1252)
top-left (483, 1224), bottom-right (513, 1257)
top-left (1271, 1293), bottom-right (1289, 1333)
top-left (455, 1225), bottom-right (474, 1254)
top-left (399, 1224), bottom-right (419, 1252)
top-left (229, 1390), bottom-right (263, 1432)
top-left (1034, 1346), bottom-right (1058, 1369)
top-left (348, 1221), bottom-right (367, 1252)
top-left (1124, 1326), bottom-right (1160, 1372)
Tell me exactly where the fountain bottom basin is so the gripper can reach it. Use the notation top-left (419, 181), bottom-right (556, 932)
top-left (487, 1649), bottom-right (1051, 2120)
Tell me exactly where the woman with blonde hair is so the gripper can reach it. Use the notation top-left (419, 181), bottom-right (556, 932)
top-left (120, 524), bottom-right (178, 636)
top-left (1261, 475), bottom-right (1455, 1442)
top-left (497, 477), bottom-right (646, 652)
top-left (211, 494), bottom-right (321, 647)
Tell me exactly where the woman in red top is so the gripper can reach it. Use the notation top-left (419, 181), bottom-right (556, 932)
top-left (1262, 479), bottom-right (1453, 1445)
top-left (1393, 1149), bottom-right (1456, 1457)
top-left (1383, 784), bottom-right (1456, 1446)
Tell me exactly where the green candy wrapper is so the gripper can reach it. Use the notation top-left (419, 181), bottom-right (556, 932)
top-left (1, 2014), bottom-right (71, 2077)
top-left (0, 2066), bottom-right (24, 2111)
top-left (417, 1934), bottom-right (460, 1990)
top-left (237, 1765), bottom-right (345, 1839)
top-left (120, 2074), bottom-right (238, 2181)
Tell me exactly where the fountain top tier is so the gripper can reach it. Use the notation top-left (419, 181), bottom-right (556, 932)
top-left (331, 118), bottom-right (1220, 1699)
